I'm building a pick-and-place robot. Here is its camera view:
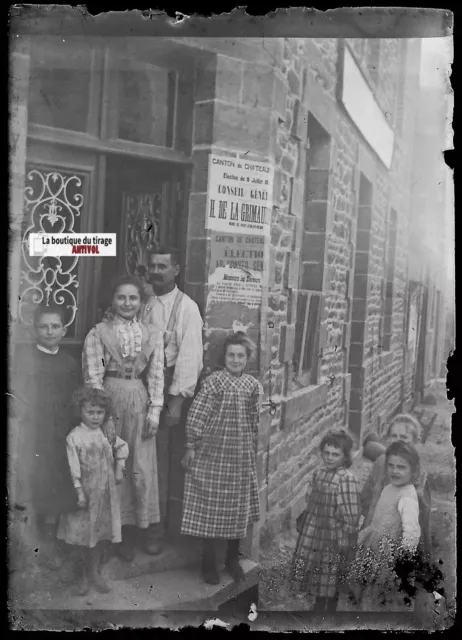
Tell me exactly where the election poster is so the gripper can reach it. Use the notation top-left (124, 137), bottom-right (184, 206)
top-left (205, 154), bottom-right (274, 236)
top-left (207, 232), bottom-right (265, 309)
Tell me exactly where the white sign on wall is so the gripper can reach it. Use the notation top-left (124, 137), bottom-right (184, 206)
top-left (340, 46), bottom-right (395, 169)
top-left (205, 154), bottom-right (274, 236)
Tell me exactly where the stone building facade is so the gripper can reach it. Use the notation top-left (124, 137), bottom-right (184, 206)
top-left (10, 35), bottom-right (452, 575)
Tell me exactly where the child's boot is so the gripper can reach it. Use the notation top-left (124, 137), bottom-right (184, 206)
top-left (225, 539), bottom-right (245, 583)
top-left (202, 539), bottom-right (219, 585)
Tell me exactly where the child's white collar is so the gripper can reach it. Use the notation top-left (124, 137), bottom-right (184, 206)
top-left (36, 344), bottom-right (59, 355)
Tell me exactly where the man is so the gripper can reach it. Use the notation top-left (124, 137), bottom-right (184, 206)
top-left (140, 247), bottom-right (203, 552)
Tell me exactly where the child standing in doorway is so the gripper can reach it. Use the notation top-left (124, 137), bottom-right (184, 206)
top-left (57, 387), bottom-right (129, 595)
top-left (290, 430), bottom-right (361, 613)
top-left (180, 332), bottom-right (263, 585)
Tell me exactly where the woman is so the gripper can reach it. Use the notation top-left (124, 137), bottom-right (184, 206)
top-left (360, 414), bottom-right (432, 556)
top-left (82, 275), bottom-right (164, 561)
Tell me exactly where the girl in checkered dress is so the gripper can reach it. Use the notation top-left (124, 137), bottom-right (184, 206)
top-left (290, 430), bottom-right (360, 612)
top-left (180, 332), bottom-right (263, 585)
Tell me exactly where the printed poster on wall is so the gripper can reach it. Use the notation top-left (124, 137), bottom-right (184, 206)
top-left (207, 232), bottom-right (265, 309)
top-left (205, 154), bottom-right (274, 236)
top-left (205, 154), bottom-right (274, 310)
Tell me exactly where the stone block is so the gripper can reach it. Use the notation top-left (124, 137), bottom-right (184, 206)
top-left (356, 229), bottom-right (371, 252)
top-left (349, 388), bottom-right (364, 412)
top-left (353, 274), bottom-right (369, 299)
top-left (288, 252), bottom-right (300, 290)
top-left (213, 103), bottom-right (272, 154)
top-left (195, 54), bottom-right (243, 104)
top-left (301, 231), bottom-right (326, 263)
top-left (193, 101), bottom-right (215, 146)
top-left (291, 100), bottom-right (308, 142)
top-left (357, 204), bottom-right (373, 231)
top-left (242, 62), bottom-right (274, 109)
top-left (349, 342), bottom-right (364, 367)
top-left (279, 323), bottom-right (296, 363)
top-left (191, 150), bottom-right (211, 194)
top-left (187, 192), bottom-right (208, 239)
top-left (281, 382), bottom-right (328, 429)
top-left (287, 68), bottom-right (301, 96)
top-left (306, 169), bottom-right (330, 201)
top-left (304, 201), bottom-right (328, 232)
top-left (351, 297), bottom-right (368, 322)
top-left (290, 177), bottom-right (304, 217)
top-left (342, 320), bottom-right (352, 350)
top-left (273, 71), bottom-right (288, 118)
top-left (300, 261), bottom-right (324, 291)
top-left (351, 320), bottom-right (367, 344)
top-left (354, 251), bottom-right (370, 276)
top-left (348, 409), bottom-right (365, 440)
top-left (343, 372), bottom-right (352, 401)
top-left (186, 238), bottom-right (209, 284)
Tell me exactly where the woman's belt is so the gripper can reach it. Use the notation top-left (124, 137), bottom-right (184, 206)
top-left (105, 371), bottom-right (142, 380)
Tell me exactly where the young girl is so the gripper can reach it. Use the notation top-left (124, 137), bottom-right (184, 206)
top-left (360, 414), bottom-right (432, 555)
top-left (57, 387), bottom-right (129, 595)
top-left (11, 304), bottom-right (80, 565)
top-left (349, 441), bottom-right (422, 610)
top-left (290, 430), bottom-right (360, 613)
top-left (83, 275), bottom-right (164, 561)
top-left (180, 331), bottom-right (262, 585)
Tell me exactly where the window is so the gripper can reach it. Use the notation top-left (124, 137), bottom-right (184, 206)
top-left (116, 59), bottom-right (176, 147)
top-left (293, 114), bottom-right (330, 387)
top-left (381, 209), bottom-right (397, 351)
top-left (294, 291), bottom-right (322, 384)
top-left (28, 39), bottom-right (93, 133)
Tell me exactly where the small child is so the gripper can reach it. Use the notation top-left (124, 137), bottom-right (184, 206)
top-left (290, 430), bottom-right (360, 613)
top-left (11, 304), bottom-right (80, 562)
top-left (180, 331), bottom-right (263, 585)
top-left (57, 387), bottom-right (129, 595)
top-left (360, 414), bottom-right (432, 555)
top-left (349, 441), bottom-right (422, 610)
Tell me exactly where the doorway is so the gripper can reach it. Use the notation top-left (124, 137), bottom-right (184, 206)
top-left (98, 155), bottom-right (187, 317)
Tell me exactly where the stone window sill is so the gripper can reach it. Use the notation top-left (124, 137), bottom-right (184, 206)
top-left (281, 381), bottom-right (328, 429)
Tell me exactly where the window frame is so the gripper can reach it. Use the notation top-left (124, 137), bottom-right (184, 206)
top-left (293, 289), bottom-right (323, 387)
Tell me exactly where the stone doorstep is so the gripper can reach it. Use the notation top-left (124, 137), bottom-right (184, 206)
top-left (19, 559), bottom-right (260, 612)
top-left (107, 536), bottom-right (203, 580)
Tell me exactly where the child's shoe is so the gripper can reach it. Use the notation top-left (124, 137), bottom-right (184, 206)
top-left (225, 539), bottom-right (245, 583)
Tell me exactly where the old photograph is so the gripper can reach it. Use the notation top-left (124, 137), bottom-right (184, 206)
top-left (8, 7), bottom-right (455, 632)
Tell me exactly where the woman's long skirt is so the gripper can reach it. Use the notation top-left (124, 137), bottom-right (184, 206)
top-left (104, 377), bottom-right (160, 529)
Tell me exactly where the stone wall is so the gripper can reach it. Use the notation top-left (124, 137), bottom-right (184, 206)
top-left (181, 37), bottom-right (422, 538)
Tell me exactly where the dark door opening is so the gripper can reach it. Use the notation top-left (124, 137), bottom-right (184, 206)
top-left (99, 155), bottom-right (187, 316)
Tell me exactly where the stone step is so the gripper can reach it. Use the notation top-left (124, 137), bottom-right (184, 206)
top-left (19, 559), bottom-right (260, 612)
top-left (105, 537), bottom-right (240, 580)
